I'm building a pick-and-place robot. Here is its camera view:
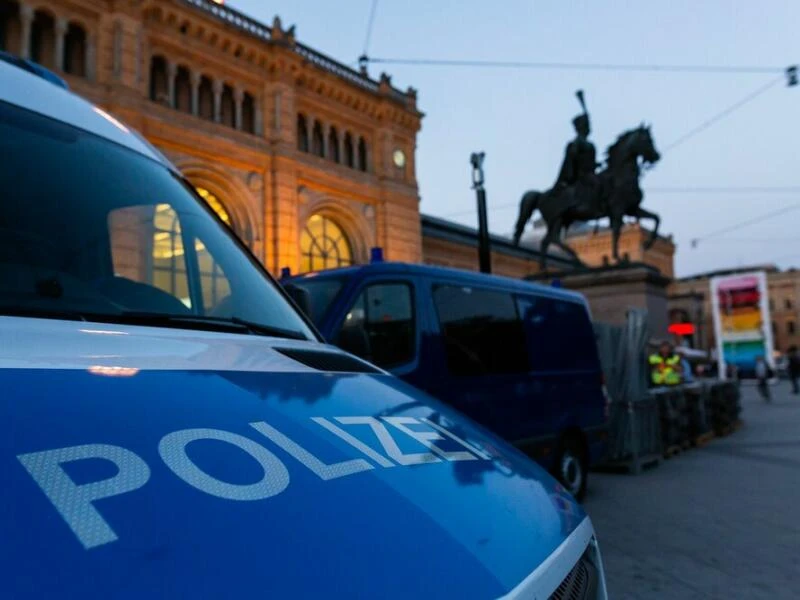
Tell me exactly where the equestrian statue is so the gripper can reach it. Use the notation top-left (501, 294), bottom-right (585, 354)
top-left (512, 90), bottom-right (662, 270)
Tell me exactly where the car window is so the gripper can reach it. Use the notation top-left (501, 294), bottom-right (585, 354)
top-left (337, 282), bottom-right (416, 368)
top-left (290, 278), bottom-right (344, 325)
top-left (433, 284), bottom-right (529, 376)
top-left (0, 99), bottom-right (314, 339)
top-left (517, 295), bottom-right (598, 371)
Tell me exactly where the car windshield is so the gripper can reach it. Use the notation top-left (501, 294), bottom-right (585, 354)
top-left (0, 99), bottom-right (315, 340)
top-left (290, 277), bottom-right (345, 325)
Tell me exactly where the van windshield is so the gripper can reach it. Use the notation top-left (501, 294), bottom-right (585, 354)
top-left (0, 100), bottom-right (314, 340)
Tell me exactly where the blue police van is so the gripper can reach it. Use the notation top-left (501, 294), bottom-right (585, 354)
top-left (0, 54), bottom-right (607, 598)
top-left (287, 262), bottom-right (610, 500)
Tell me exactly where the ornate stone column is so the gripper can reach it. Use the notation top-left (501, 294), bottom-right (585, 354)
top-left (166, 60), bottom-right (177, 108)
top-left (212, 79), bottom-right (223, 123)
top-left (55, 18), bottom-right (68, 71)
top-left (19, 4), bottom-right (34, 60)
top-left (190, 70), bottom-right (202, 116)
top-left (234, 86), bottom-right (244, 130)
top-left (85, 32), bottom-right (97, 81)
top-left (254, 96), bottom-right (263, 135)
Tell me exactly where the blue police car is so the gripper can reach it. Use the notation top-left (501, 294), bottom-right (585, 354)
top-left (0, 55), bottom-right (608, 598)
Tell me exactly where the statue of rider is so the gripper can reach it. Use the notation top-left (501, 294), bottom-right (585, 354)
top-left (554, 90), bottom-right (601, 209)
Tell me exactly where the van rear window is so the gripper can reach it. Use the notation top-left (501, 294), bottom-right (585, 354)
top-left (433, 285), bottom-right (529, 376)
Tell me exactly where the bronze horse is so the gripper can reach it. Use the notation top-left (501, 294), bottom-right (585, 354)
top-left (512, 125), bottom-right (661, 270)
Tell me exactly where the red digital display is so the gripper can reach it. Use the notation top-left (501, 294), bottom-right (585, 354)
top-left (668, 323), bottom-right (696, 336)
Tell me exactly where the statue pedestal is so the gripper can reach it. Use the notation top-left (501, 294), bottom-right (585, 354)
top-left (527, 263), bottom-right (671, 339)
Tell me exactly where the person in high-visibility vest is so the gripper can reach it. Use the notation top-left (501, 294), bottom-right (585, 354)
top-left (649, 342), bottom-right (683, 386)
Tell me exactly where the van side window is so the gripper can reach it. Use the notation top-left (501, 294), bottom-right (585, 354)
top-left (517, 296), bottom-right (597, 371)
top-left (337, 282), bottom-right (415, 368)
top-left (433, 285), bottom-right (529, 375)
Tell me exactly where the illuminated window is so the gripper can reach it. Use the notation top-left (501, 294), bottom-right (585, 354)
top-left (195, 187), bottom-right (232, 226)
top-left (152, 204), bottom-right (191, 307)
top-left (110, 202), bottom-right (231, 311)
top-left (193, 188), bottom-right (233, 309)
top-left (300, 214), bottom-right (352, 273)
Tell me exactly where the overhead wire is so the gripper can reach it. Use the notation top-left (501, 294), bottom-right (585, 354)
top-left (365, 57), bottom-right (785, 75)
top-left (361, 0), bottom-right (379, 59)
top-left (437, 187), bottom-right (800, 218)
top-left (690, 203), bottom-right (800, 247)
top-left (372, 56), bottom-right (795, 240)
top-left (662, 75), bottom-right (784, 152)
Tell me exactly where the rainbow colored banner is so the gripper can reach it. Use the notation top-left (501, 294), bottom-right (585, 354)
top-left (710, 271), bottom-right (774, 376)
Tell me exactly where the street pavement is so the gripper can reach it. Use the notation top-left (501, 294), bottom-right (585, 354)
top-left (584, 381), bottom-right (800, 600)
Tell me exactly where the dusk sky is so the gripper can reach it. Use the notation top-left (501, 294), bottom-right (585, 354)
top-left (233, 0), bottom-right (799, 277)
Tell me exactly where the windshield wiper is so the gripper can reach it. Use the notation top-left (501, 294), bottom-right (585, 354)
top-left (0, 306), bottom-right (308, 340)
top-left (0, 305), bottom-right (89, 321)
top-left (118, 312), bottom-right (308, 340)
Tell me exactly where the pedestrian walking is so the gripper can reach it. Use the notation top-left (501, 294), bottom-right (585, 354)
top-left (787, 346), bottom-right (800, 395)
top-left (755, 356), bottom-right (771, 402)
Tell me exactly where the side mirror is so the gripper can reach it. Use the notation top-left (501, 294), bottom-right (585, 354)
top-left (283, 283), bottom-right (312, 319)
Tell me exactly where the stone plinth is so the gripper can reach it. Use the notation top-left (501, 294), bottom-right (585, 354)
top-left (528, 263), bottom-right (671, 339)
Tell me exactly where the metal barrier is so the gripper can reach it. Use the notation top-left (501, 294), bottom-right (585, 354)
top-left (595, 310), bottom-right (743, 473)
top-left (705, 380), bottom-right (742, 436)
top-left (683, 383), bottom-right (713, 445)
top-left (596, 311), bottom-right (663, 473)
top-left (651, 387), bottom-right (689, 456)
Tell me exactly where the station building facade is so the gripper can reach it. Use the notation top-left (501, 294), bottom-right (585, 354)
top-left (1, 0), bottom-right (686, 285)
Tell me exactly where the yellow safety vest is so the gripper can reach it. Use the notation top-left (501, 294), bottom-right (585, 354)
top-left (649, 354), bottom-right (681, 385)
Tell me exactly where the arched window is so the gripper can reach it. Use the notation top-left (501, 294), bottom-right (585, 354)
top-left (343, 133), bottom-right (355, 168)
top-left (357, 136), bottom-right (368, 172)
top-left (149, 55), bottom-right (168, 104)
top-left (789, 321), bottom-right (797, 336)
top-left (194, 187), bottom-right (233, 310)
top-left (220, 84), bottom-right (235, 127)
top-left (174, 66), bottom-right (192, 112)
top-left (31, 10), bottom-right (56, 69)
top-left (328, 127), bottom-right (340, 163)
top-left (0, 3), bottom-right (21, 54)
top-left (198, 76), bottom-right (214, 120)
top-left (196, 187), bottom-right (232, 227)
top-left (300, 214), bottom-right (353, 273)
top-left (297, 114), bottom-right (309, 152)
top-left (151, 203), bottom-right (190, 306)
top-left (311, 121), bottom-right (325, 158)
top-left (64, 22), bottom-right (86, 76)
top-left (787, 298), bottom-right (794, 310)
top-left (242, 92), bottom-right (255, 134)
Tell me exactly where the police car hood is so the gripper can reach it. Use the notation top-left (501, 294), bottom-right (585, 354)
top-left (1, 318), bottom-right (589, 599)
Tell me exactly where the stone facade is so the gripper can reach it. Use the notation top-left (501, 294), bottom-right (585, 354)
top-left (0, 0), bottom-right (422, 275)
top-left (670, 266), bottom-right (800, 354)
top-left (531, 265), bottom-right (671, 339)
top-left (421, 216), bottom-right (576, 278)
top-left (1, 0), bottom-right (682, 287)
top-left (566, 224), bottom-right (676, 279)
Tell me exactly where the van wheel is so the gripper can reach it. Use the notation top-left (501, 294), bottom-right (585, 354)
top-left (553, 436), bottom-right (588, 502)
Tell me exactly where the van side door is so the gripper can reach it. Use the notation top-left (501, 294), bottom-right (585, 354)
top-left (424, 281), bottom-right (531, 441)
top-left (332, 276), bottom-right (421, 377)
top-left (516, 295), bottom-right (602, 437)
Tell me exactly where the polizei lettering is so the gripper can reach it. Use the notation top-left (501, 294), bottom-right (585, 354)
top-left (16, 416), bottom-right (492, 550)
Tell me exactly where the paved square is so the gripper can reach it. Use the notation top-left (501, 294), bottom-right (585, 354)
top-left (585, 382), bottom-right (800, 599)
